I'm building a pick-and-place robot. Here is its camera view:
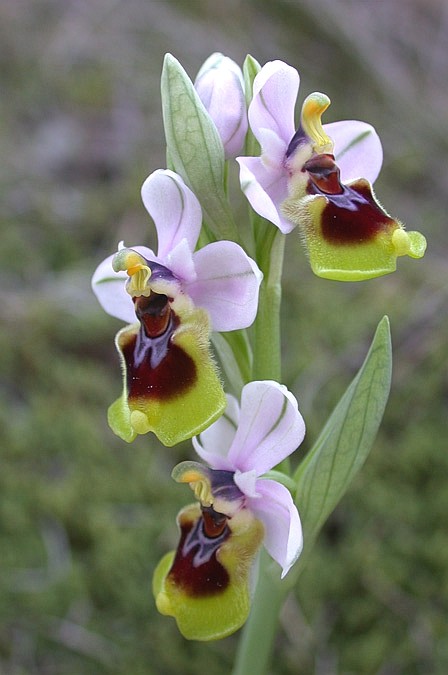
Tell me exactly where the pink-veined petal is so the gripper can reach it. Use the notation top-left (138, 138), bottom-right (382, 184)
top-left (164, 238), bottom-right (197, 284)
top-left (186, 241), bottom-right (262, 332)
top-left (257, 128), bottom-right (288, 168)
top-left (237, 156), bottom-right (293, 233)
top-left (249, 61), bottom-right (300, 147)
top-left (192, 393), bottom-right (240, 470)
top-left (141, 169), bottom-right (202, 259)
top-left (234, 469), bottom-right (259, 498)
top-left (249, 478), bottom-right (303, 578)
top-left (325, 120), bottom-right (383, 185)
top-left (227, 381), bottom-right (305, 475)
top-left (92, 254), bottom-right (133, 323)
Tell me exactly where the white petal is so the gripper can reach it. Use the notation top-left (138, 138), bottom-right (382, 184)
top-left (164, 238), bottom-right (196, 284)
top-left (91, 254), bottom-right (134, 323)
top-left (186, 241), bottom-right (262, 332)
top-left (250, 479), bottom-right (303, 578)
top-left (227, 381), bottom-right (305, 475)
top-left (257, 127), bottom-right (288, 168)
top-left (249, 61), bottom-right (300, 146)
top-left (192, 393), bottom-right (240, 469)
top-left (92, 246), bottom-right (159, 322)
top-left (237, 156), bottom-right (294, 233)
top-left (234, 469), bottom-right (259, 498)
top-left (141, 169), bottom-right (202, 259)
top-left (325, 120), bottom-right (383, 185)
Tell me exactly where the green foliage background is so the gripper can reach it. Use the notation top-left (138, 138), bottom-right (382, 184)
top-left (1, 0), bottom-right (446, 673)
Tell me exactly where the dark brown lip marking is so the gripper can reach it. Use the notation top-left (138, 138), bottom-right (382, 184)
top-left (119, 293), bottom-right (197, 402)
top-left (305, 155), bottom-right (395, 245)
top-left (167, 509), bottom-right (230, 597)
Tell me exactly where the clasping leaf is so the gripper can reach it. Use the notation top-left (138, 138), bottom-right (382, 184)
top-left (161, 54), bottom-right (238, 242)
top-left (294, 316), bottom-right (392, 544)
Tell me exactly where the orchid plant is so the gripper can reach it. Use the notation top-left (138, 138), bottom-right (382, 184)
top-left (92, 52), bottom-right (426, 673)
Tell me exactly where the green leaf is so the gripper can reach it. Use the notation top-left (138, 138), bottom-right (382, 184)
top-left (212, 329), bottom-right (252, 397)
top-left (242, 54), bottom-right (261, 158)
top-left (161, 53), bottom-right (238, 242)
top-left (294, 316), bottom-right (392, 543)
top-left (242, 54), bottom-right (261, 104)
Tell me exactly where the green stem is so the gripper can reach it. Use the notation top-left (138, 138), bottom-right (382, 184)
top-left (233, 224), bottom-right (287, 675)
top-left (232, 554), bottom-right (289, 675)
top-left (252, 226), bottom-right (285, 381)
top-left (232, 545), bottom-right (313, 675)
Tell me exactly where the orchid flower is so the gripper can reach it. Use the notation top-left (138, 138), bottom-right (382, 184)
top-left (238, 60), bottom-right (426, 280)
top-left (92, 169), bottom-right (262, 446)
top-left (153, 380), bottom-right (305, 640)
top-left (194, 52), bottom-right (248, 159)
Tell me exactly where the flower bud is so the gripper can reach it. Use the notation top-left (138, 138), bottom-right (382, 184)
top-left (195, 53), bottom-right (248, 159)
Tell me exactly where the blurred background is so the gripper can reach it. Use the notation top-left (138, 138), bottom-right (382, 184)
top-left (1, 0), bottom-right (447, 673)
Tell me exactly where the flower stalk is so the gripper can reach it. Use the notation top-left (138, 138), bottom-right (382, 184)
top-left (252, 222), bottom-right (285, 382)
top-left (232, 553), bottom-right (289, 675)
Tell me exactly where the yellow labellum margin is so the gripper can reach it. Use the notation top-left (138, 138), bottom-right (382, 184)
top-left (108, 297), bottom-right (226, 446)
top-left (153, 497), bottom-right (264, 640)
top-left (283, 175), bottom-right (427, 281)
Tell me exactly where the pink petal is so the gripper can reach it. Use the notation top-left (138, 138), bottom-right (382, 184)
top-left (237, 156), bottom-right (294, 233)
top-left (234, 469), bottom-right (259, 498)
top-left (227, 381), bottom-right (305, 475)
top-left (141, 169), bottom-right (202, 259)
top-left (324, 120), bottom-right (383, 185)
top-left (249, 479), bottom-right (303, 577)
top-left (91, 254), bottom-right (135, 323)
top-left (192, 393), bottom-right (240, 470)
top-left (257, 127), bottom-right (288, 168)
top-left (164, 238), bottom-right (197, 284)
top-left (186, 241), bottom-right (263, 332)
top-left (249, 61), bottom-right (300, 147)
